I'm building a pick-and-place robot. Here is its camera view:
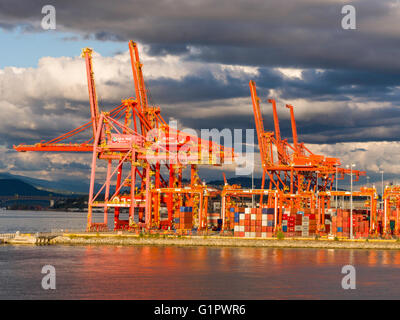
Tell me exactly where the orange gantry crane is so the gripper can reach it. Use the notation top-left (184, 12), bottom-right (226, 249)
top-left (14, 41), bottom-right (235, 231)
top-left (382, 185), bottom-right (400, 235)
top-left (249, 80), bottom-right (365, 198)
top-left (223, 80), bottom-right (366, 233)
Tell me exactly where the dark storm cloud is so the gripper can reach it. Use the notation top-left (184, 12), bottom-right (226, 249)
top-left (143, 64), bottom-right (400, 107)
top-left (275, 69), bottom-right (400, 101)
top-left (2, 0), bottom-right (400, 106)
top-left (0, 0), bottom-right (398, 71)
top-left (147, 44), bottom-right (190, 56)
top-left (146, 67), bottom-right (282, 104)
top-left (94, 31), bottom-right (124, 42)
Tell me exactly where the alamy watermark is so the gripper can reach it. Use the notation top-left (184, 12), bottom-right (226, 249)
top-left (341, 5), bottom-right (356, 30)
top-left (144, 120), bottom-right (255, 175)
top-left (41, 265), bottom-right (56, 290)
top-left (341, 265), bottom-right (356, 290)
top-left (41, 5), bottom-right (56, 30)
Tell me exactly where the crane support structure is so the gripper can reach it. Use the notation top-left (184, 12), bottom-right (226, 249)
top-left (14, 41), bottom-right (235, 232)
top-left (14, 41), bottom-right (385, 240)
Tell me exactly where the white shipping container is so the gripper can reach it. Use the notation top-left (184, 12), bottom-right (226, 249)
top-left (239, 213), bottom-right (245, 220)
top-left (261, 221), bottom-right (267, 227)
top-left (245, 208), bottom-right (251, 214)
top-left (239, 225), bottom-right (245, 232)
top-left (234, 225), bottom-right (239, 232)
top-left (250, 232), bottom-right (256, 238)
top-left (251, 214), bottom-right (256, 220)
top-left (261, 232), bottom-right (267, 238)
top-left (245, 232), bottom-right (250, 238)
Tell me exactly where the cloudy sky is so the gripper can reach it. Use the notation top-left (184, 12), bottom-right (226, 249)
top-left (1, 0), bottom-right (400, 189)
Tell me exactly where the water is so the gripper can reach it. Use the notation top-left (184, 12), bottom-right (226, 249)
top-left (0, 210), bottom-right (114, 233)
top-left (1, 211), bottom-right (400, 299)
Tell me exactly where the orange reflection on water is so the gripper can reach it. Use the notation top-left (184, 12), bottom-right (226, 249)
top-left (393, 251), bottom-right (400, 266)
top-left (65, 245), bottom-right (400, 299)
top-left (368, 250), bottom-right (378, 266)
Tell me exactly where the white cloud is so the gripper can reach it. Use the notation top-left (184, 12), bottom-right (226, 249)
top-left (276, 67), bottom-right (303, 79)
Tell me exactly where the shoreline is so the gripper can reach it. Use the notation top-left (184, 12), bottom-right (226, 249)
top-left (50, 233), bottom-right (400, 250)
top-left (2, 233), bottom-right (400, 250)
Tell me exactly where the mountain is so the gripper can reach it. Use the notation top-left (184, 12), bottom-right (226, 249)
top-left (0, 172), bottom-right (93, 194)
top-left (0, 179), bottom-right (58, 196)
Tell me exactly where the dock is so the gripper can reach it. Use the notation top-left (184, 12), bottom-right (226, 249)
top-left (0, 232), bottom-right (59, 245)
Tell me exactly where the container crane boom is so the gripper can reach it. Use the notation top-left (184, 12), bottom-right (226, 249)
top-left (129, 40), bottom-right (149, 113)
top-left (249, 80), bottom-right (273, 167)
top-left (285, 104), bottom-right (299, 154)
top-left (82, 48), bottom-right (100, 138)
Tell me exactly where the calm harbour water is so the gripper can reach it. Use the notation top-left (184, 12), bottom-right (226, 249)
top-left (1, 210), bottom-right (400, 299)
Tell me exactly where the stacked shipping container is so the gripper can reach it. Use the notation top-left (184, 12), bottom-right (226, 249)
top-left (225, 207), bottom-right (376, 238)
top-left (331, 209), bottom-right (369, 238)
top-left (231, 207), bottom-right (332, 238)
top-left (283, 211), bottom-right (318, 237)
top-left (173, 206), bottom-right (193, 230)
top-left (233, 208), bottom-right (275, 238)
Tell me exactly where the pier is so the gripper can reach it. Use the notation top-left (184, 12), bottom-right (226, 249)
top-left (0, 232), bottom-right (59, 245)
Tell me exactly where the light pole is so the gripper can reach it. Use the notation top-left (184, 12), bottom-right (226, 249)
top-left (380, 170), bottom-right (384, 210)
top-left (335, 166), bottom-right (338, 211)
top-left (346, 164), bottom-right (356, 239)
top-left (251, 170), bottom-right (254, 207)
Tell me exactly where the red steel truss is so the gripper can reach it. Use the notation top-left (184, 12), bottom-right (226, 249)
top-left (14, 41), bottom-right (235, 231)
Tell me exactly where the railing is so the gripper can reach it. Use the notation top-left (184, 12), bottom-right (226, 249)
top-left (0, 233), bottom-right (16, 239)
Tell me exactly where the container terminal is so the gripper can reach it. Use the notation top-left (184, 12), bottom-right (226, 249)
top-left (11, 41), bottom-right (399, 241)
